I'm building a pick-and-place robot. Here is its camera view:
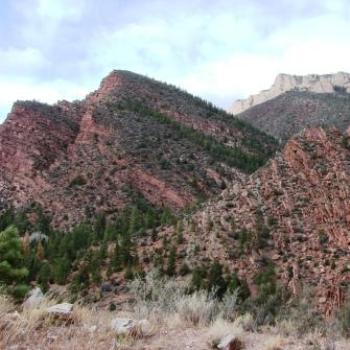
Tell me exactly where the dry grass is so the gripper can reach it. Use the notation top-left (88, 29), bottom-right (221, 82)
top-left (0, 294), bottom-right (116, 349)
top-left (206, 318), bottom-right (244, 348)
top-left (0, 275), bottom-right (349, 349)
top-left (261, 334), bottom-right (286, 350)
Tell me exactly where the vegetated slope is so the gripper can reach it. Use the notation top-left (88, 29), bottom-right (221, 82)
top-left (147, 127), bottom-right (350, 314)
top-left (238, 91), bottom-right (350, 143)
top-left (0, 70), bottom-right (277, 228)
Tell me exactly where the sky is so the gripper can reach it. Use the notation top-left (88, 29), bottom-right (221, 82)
top-left (0, 0), bottom-right (350, 121)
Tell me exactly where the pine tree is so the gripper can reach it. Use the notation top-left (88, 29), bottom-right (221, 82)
top-left (128, 206), bottom-right (140, 235)
top-left (207, 261), bottom-right (227, 298)
top-left (228, 272), bottom-right (250, 302)
top-left (0, 226), bottom-right (29, 288)
top-left (144, 210), bottom-right (156, 230)
top-left (52, 257), bottom-right (70, 285)
top-left (176, 220), bottom-right (184, 244)
top-left (14, 211), bottom-right (30, 233)
top-left (25, 252), bottom-right (41, 282)
top-left (104, 224), bottom-right (117, 241)
top-left (166, 246), bottom-right (176, 276)
top-left (94, 212), bottom-right (106, 239)
top-left (36, 207), bottom-right (51, 234)
top-left (191, 266), bottom-right (206, 291)
top-left (119, 231), bottom-right (136, 267)
top-left (111, 241), bottom-right (122, 271)
top-left (99, 241), bottom-right (108, 260)
top-left (160, 208), bottom-right (174, 226)
top-left (0, 208), bottom-right (15, 231)
top-left (38, 262), bottom-right (51, 292)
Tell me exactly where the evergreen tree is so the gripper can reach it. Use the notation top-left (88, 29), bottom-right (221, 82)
top-left (191, 266), bottom-right (207, 291)
top-left (111, 241), bottom-right (122, 272)
top-left (99, 241), bottom-right (108, 260)
top-left (128, 206), bottom-right (140, 235)
top-left (119, 231), bottom-right (136, 267)
top-left (176, 220), bottom-right (184, 244)
top-left (0, 226), bottom-right (29, 292)
top-left (94, 212), bottom-right (106, 239)
top-left (166, 246), bottom-right (177, 276)
top-left (25, 252), bottom-right (41, 282)
top-left (104, 224), bottom-right (117, 241)
top-left (144, 210), bottom-right (156, 230)
top-left (207, 261), bottom-right (227, 298)
top-left (228, 272), bottom-right (250, 302)
top-left (14, 211), bottom-right (30, 233)
top-left (52, 257), bottom-right (70, 285)
top-left (36, 207), bottom-right (51, 234)
top-left (0, 208), bottom-right (15, 231)
top-left (38, 262), bottom-right (51, 292)
top-left (160, 208), bottom-right (174, 226)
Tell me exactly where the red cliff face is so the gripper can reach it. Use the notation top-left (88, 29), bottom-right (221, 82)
top-left (0, 71), bottom-right (275, 228)
top-left (150, 127), bottom-right (350, 314)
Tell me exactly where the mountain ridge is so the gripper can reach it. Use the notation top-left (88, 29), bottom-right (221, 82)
top-left (230, 72), bottom-right (350, 114)
top-left (0, 70), bottom-right (277, 228)
top-left (237, 90), bottom-right (350, 142)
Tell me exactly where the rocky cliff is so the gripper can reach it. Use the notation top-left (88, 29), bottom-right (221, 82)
top-left (149, 127), bottom-right (350, 314)
top-left (230, 72), bottom-right (350, 114)
top-left (0, 70), bottom-right (277, 228)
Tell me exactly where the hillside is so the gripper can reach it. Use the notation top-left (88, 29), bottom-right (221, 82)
top-left (149, 127), bottom-right (350, 315)
top-left (237, 90), bottom-right (350, 142)
top-left (0, 70), bottom-right (277, 228)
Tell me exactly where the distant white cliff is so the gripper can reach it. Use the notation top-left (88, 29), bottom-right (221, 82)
top-left (230, 72), bottom-right (350, 114)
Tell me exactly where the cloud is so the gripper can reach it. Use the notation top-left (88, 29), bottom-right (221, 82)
top-left (179, 10), bottom-right (350, 108)
top-left (1, 0), bottom-right (350, 120)
top-left (0, 47), bottom-right (48, 76)
top-left (0, 79), bottom-right (90, 120)
top-left (36, 0), bottom-right (86, 21)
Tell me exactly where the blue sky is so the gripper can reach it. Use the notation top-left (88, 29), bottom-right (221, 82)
top-left (0, 0), bottom-right (350, 120)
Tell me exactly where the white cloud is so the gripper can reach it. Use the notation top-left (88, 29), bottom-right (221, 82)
top-left (2, 0), bottom-right (350, 119)
top-left (0, 79), bottom-right (90, 120)
top-left (0, 47), bottom-right (48, 76)
top-left (36, 0), bottom-right (86, 20)
top-left (178, 12), bottom-right (350, 107)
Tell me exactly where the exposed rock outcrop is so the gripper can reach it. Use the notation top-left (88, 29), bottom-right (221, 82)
top-left (230, 72), bottom-right (350, 114)
top-left (0, 70), bottom-right (276, 228)
top-left (148, 127), bottom-right (350, 313)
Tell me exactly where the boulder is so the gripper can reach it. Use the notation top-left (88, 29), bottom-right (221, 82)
top-left (23, 287), bottom-right (44, 310)
top-left (29, 231), bottom-right (49, 243)
top-left (110, 318), bottom-right (153, 337)
top-left (46, 302), bottom-right (73, 315)
top-left (218, 334), bottom-right (244, 350)
top-left (111, 318), bottom-right (135, 334)
top-left (101, 281), bottom-right (113, 293)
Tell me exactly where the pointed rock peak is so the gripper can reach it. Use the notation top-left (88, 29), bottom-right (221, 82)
top-left (98, 70), bottom-right (126, 93)
top-left (88, 70), bottom-right (148, 103)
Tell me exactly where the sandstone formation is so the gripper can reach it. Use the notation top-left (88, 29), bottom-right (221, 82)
top-left (147, 127), bottom-right (350, 313)
top-left (0, 70), bottom-right (277, 228)
top-left (230, 72), bottom-right (350, 114)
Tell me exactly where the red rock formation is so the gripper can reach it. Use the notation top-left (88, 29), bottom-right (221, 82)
top-left (149, 127), bottom-right (350, 313)
top-left (0, 70), bottom-right (274, 228)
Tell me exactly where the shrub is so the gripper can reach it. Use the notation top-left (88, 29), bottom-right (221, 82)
top-left (69, 175), bottom-right (87, 187)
